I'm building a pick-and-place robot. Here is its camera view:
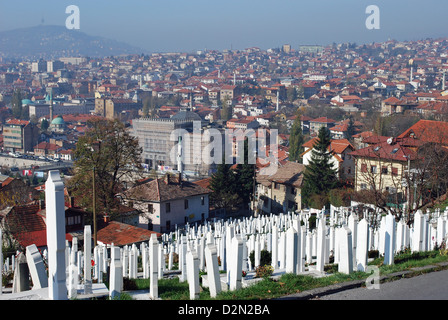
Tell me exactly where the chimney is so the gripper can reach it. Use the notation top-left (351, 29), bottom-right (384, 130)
top-left (39, 199), bottom-right (45, 210)
top-left (69, 196), bottom-right (75, 208)
top-left (103, 215), bottom-right (110, 224)
top-left (164, 174), bottom-right (170, 184)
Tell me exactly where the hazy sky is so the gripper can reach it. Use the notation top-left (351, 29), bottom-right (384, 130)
top-left (1, 0), bottom-right (447, 52)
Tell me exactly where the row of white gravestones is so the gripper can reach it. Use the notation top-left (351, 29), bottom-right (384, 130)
top-left (39, 170), bottom-right (448, 299)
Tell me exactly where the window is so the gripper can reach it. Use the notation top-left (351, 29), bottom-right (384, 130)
top-left (361, 163), bottom-right (367, 173)
top-left (147, 204), bottom-right (153, 213)
top-left (381, 166), bottom-right (388, 174)
top-left (201, 196), bottom-right (205, 205)
top-left (391, 167), bottom-right (398, 176)
top-left (360, 183), bottom-right (367, 190)
top-left (166, 202), bottom-right (171, 213)
top-left (370, 165), bottom-right (377, 174)
top-left (184, 199), bottom-right (189, 209)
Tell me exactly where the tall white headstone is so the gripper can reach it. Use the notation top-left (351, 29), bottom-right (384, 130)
top-left (384, 214), bottom-right (396, 265)
top-left (149, 234), bottom-right (159, 299)
top-left (229, 235), bottom-right (243, 291)
top-left (338, 226), bottom-right (353, 275)
top-left (356, 219), bottom-right (369, 272)
top-left (186, 248), bottom-right (200, 300)
top-left (316, 217), bottom-right (326, 273)
top-left (285, 227), bottom-right (298, 274)
top-left (109, 246), bottom-right (123, 299)
top-left (45, 170), bottom-right (68, 300)
top-left (83, 225), bottom-right (92, 294)
top-left (204, 243), bottom-right (221, 298)
top-left (412, 210), bottom-right (424, 252)
top-left (26, 244), bottom-right (48, 289)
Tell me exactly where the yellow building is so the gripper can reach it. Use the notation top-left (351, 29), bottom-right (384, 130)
top-left (350, 138), bottom-right (417, 203)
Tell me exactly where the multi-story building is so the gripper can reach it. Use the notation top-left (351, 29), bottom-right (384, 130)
top-left (131, 111), bottom-right (225, 177)
top-left (95, 97), bottom-right (142, 119)
top-left (123, 173), bottom-right (211, 232)
top-left (2, 119), bottom-right (38, 153)
top-left (255, 161), bottom-right (305, 214)
top-left (28, 102), bottom-right (90, 119)
top-left (350, 138), bottom-right (417, 200)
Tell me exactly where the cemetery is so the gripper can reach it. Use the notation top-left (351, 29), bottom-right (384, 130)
top-left (1, 170), bottom-right (448, 300)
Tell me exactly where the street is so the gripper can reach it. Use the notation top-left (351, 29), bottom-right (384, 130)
top-left (316, 269), bottom-right (448, 300)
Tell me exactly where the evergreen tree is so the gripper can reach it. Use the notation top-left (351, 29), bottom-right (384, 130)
top-left (209, 156), bottom-right (239, 212)
top-left (11, 89), bottom-right (23, 119)
top-left (302, 127), bottom-right (338, 208)
top-left (289, 113), bottom-right (305, 163)
top-left (346, 115), bottom-right (355, 141)
top-left (40, 118), bottom-right (49, 131)
top-left (235, 138), bottom-right (255, 208)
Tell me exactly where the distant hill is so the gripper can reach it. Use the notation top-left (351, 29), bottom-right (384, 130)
top-left (0, 25), bottom-right (147, 60)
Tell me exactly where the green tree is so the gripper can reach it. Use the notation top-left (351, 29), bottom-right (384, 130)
top-left (40, 118), bottom-right (49, 131)
top-left (346, 115), bottom-right (355, 141)
top-left (235, 138), bottom-right (255, 208)
top-left (11, 89), bottom-right (23, 119)
top-left (209, 158), bottom-right (240, 212)
top-left (302, 127), bottom-right (338, 208)
top-left (68, 118), bottom-right (143, 220)
top-left (289, 113), bottom-right (305, 163)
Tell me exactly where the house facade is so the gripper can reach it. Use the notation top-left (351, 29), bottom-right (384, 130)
top-left (255, 161), bottom-right (304, 214)
top-left (123, 174), bottom-right (211, 233)
top-left (301, 138), bottom-right (355, 183)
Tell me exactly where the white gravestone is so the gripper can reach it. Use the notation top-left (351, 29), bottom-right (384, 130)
top-left (149, 234), bottom-right (159, 299)
top-left (204, 243), bottom-right (222, 298)
top-left (45, 170), bottom-right (68, 300)
top-left (26, 244), bottom-right (48, 289)
top-left (338, 226), bottom-right (353, 275)
top-left (186, 248), bottom-right (200, 300)
top-left (109, 246), bottom-right (123, 299)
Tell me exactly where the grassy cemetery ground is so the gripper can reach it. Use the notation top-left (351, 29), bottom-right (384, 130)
top-left (107, 247), bottom-right (448, 300)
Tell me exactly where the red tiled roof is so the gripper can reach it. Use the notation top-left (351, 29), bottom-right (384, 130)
top-left (124, 176), bottom-right (211, 202)
top-left (310, 117), bottom-right (336, 123)
top-left (350, 140), bottom-right (417, 162)
top-left (14, 230), bottom-right (72, 248)
top-left (302, 138), bottom-right (354, 154)
top-left (6, 119), bottom-right (30, 126)
top-left (398, 120), bottom-right (448, 145)
top-left (97, 221), bottom-right (161, 246)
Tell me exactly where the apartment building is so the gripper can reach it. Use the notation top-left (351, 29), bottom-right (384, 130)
top-left (2, 119), bottom-right (39, 153)
top-left (255, 161), bottom-right (305, 214)
top-left (131, 111), bottom-right (225, 177)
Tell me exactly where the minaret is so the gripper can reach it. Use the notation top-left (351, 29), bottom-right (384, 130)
top-left (410, 66), bottom-right (413, 82)
top-left (49, 89), bottom-right (54, 121)
top-left (276, 90), bottom-right (279, 112)
top-left (443, 70), bottom-right (446, 91)
top-left (177, 135), bottom-right (183, 179)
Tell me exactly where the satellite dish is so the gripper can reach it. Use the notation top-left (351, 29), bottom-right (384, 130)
top-left (387, 137), bottom-right (393, 145)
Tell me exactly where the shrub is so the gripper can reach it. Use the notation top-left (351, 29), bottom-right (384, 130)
top-left (249, 249), bottom-right (272, 268)
top-left (255, 265), bottom-right (274, 278)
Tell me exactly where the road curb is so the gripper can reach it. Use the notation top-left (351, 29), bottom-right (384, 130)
top-left (275, 261), bottom-right (448, 300)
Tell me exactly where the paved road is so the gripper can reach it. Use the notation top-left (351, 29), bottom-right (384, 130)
top-left (316, 269), bottom-right (448, 300)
